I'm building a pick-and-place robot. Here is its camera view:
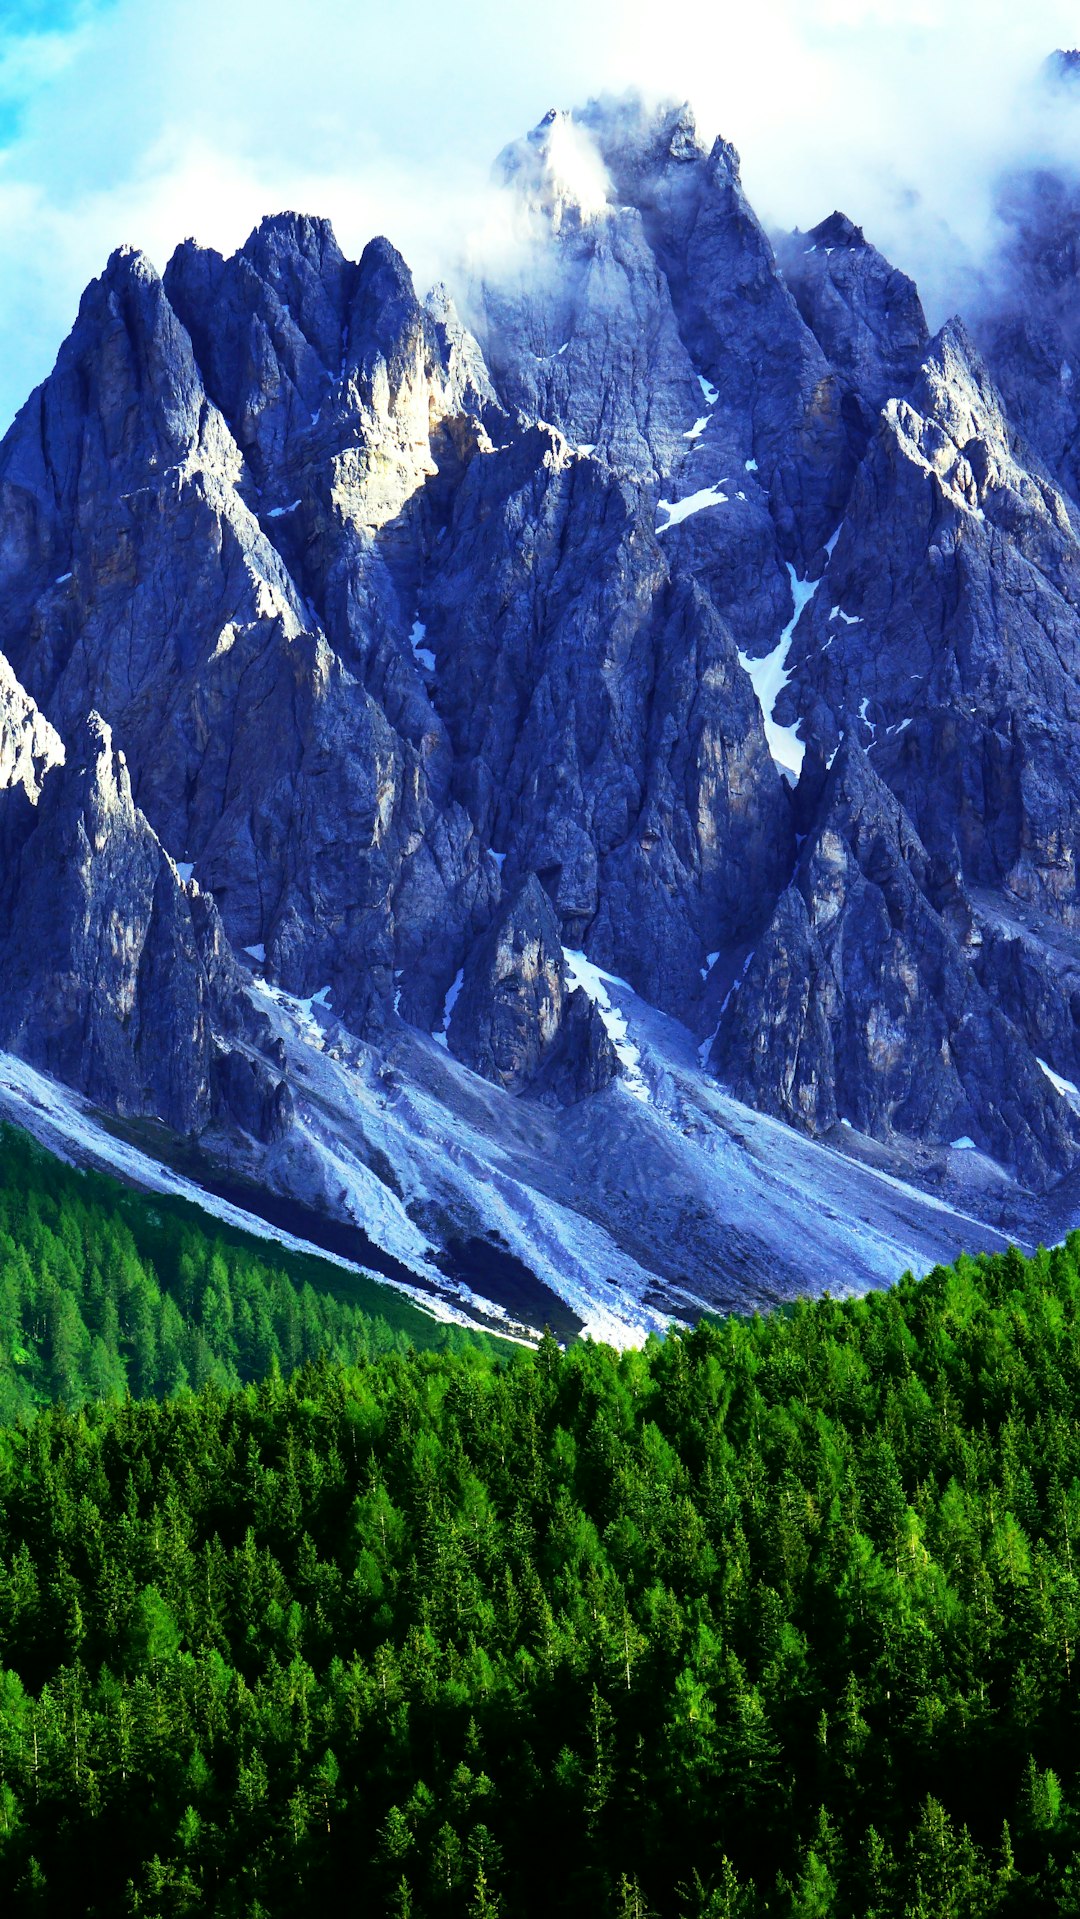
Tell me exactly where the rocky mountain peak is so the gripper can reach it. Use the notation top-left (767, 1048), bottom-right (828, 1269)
top-left (494, 107), bottom-right (613, 231)
top-left (575, 94), bottom-right (708, 189)
top-left (1043, 48), bottom-right (1080, 89)
top-left (809, 211), bottom-right (866, 251)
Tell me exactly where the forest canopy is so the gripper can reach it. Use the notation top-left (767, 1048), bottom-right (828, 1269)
top-left (0, 1122), bottom-right (494, 1422)
top-left (1, 1129), bottom-right (1080, 1911)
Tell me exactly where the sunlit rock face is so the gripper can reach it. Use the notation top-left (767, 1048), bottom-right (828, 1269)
top-left (3, 80), bottom-right (1080, 1250)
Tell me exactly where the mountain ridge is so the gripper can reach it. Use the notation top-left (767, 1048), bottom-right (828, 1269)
top-left (2, 79), bottom-right (1080, 1336)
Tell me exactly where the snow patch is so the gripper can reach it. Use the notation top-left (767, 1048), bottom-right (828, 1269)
top-left (951, 1136), bottom-right (976, 1151)
top-left (684, 415), bottom-right (711, 441)
top-left (745, 458), bottom-right (758, 473)
top-left (697, 950), bottom-right (754, 1069)
top-left (737, 564), bottom-right (820, 783)
top-left (700, 950), bottom-right (720, 983)
top-left (830, 605), bottom-right (862, 626)
top-left (266, 499), bottom-right (301, 519)
top-left (562, 949), bottom-right (649, 1101)
top-left (243, 943), bottom-right (266, 964)
top-left (251, 978), bottom-right (332, 1044)
top-left (434, 969), bottom-right (464, 1049)
top-left (656, 483), bottom-right (728, 532)
top-left (54, 571), bottom-right (72, 584)
top-left (697, 372), bottom-right (719, 406)
top-left (409, 619), bottom-right (436, 672)
top-left (1038, 1058), bottom-right (1080, 1110)
top-left (175, 862), bottom-right (194, 884)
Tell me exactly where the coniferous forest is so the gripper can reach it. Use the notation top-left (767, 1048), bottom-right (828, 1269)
top-left (0, 1125), bottom-right (490, 1423)
top-left (4, 1134), bottom-right (1080, 1911)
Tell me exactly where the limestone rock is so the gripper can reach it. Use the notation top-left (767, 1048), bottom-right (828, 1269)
top-left (449, 873), bottom-right (616, 1102)
top-left (710, 746), bottom-right (1080, 1188)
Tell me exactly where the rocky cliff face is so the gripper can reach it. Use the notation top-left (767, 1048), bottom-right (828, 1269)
top-left (448, 873), bottom-right (617, 1103)
top-left (710, 746), bottom-right (1079, 1187)
top-left (0, 709), bottom-right (286, 1137)
top-left (3, 81), bottom-right (1080, 1328)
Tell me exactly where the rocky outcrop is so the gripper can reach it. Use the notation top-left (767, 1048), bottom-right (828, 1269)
top-left (0, 713), bottom-right (215, 1128)
top-left (0, 652), bottom-right (63, 802)
top-left (448, 873), bottom-right (616, 1102)
top-left (775, 211), bottom-right (929, 415)
top-left (779, 320), bottom-right (1080, 924)
top-left (0, 708), bottom-right (292, 1140)
top-left (710, 746), bottom-right (1080, 1188)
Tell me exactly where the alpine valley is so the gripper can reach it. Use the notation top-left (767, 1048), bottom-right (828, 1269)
top-left (4, 73), bottom-right (1080, 1344)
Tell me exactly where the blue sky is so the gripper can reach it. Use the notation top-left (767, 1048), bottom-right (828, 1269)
top-left (0, 0), bottom-right (1077, 432)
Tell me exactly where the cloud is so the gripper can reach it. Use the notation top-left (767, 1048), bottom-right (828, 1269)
top-left (0, 0), bottom-right (1077, 430)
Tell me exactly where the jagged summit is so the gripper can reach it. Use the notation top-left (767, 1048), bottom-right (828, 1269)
top-left (1043, 47), bottom-right (1080, 88)
top-left (807, 211), bottom-right (866, 250)
top-left (493, 105), bottom-right (613, 229)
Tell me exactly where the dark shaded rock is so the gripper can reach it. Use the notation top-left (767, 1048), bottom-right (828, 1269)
top-left (449, 874), bottom-right (616, 1102)
top-left (969, 893), bottom-right (1080, 1092)
top-left (974, 162), bottom-right (1080, 509)
top-left (211, 1044), bottom-right (294, 1142)
top-left (425, 425), bottom-right (793, 1015)
top-left (710, 745), bottom-right (1080, 1188)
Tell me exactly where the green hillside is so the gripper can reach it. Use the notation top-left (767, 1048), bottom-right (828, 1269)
top-left (0, 1123), bottom-right (497, 1421)
top-left (0, 1214), bottom-right (1079, 1911)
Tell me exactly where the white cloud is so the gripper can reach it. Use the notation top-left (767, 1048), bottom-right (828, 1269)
top-left (0, 0), bottom-right (1077, 430)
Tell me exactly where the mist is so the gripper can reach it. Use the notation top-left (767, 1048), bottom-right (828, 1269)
top-left (0, 0), bottom-right (1077, 432)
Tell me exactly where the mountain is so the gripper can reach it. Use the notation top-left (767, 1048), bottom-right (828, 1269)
top-left (2, 79), bottom-right (1080, 1339)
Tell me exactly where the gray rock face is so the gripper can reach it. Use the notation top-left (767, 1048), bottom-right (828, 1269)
top-left (449, 873), bottom-right (616, 1101)
top-left (3, 80), bottom-right (1080, 1269)
top-left (0, 652), bottom-right (63, 802)
top-left (711, 746), bottom-right (1080, 1188)
top-left (0, 708), bottom-right (292, 1141)
top-left (775, 212), bottom-right (929, 416)
top-left (779, 320), bottom-right (1080, 924)
top-left (425, 424), bottom-right (793, 1013)
top-left (0, 712), bottom-right (219, 1129)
